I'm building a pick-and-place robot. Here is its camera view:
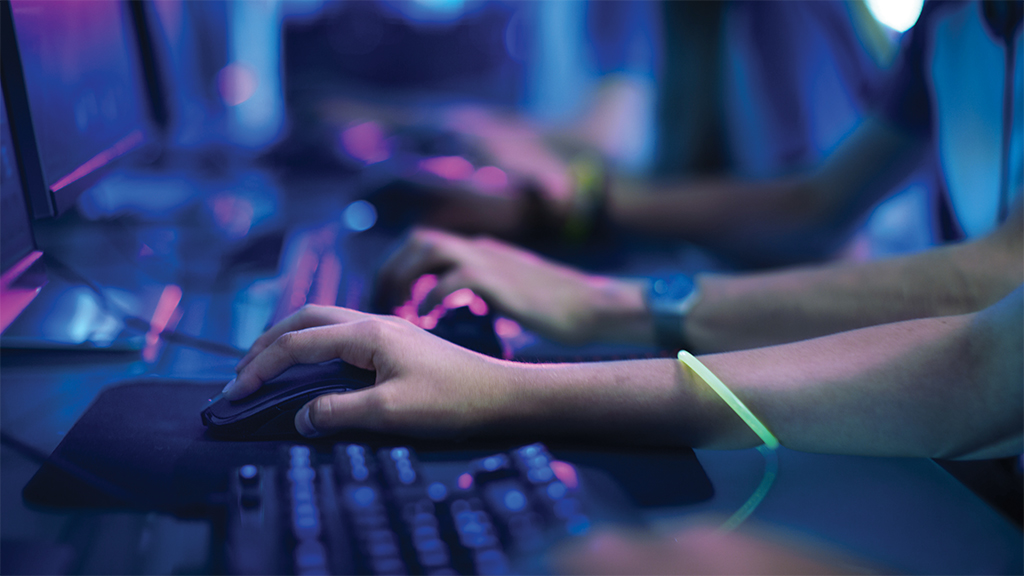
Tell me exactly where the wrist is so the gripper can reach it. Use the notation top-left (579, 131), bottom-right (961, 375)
top-left (585, 277), bottom-right (653, 344)
top-left (645, 274), bottom-right (701, 351)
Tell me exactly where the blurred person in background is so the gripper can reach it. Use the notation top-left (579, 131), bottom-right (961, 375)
top-left (373, 0), bottom-right (1022, 355)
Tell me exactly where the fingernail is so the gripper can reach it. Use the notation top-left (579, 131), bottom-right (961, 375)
top-left (234, 354), bottom-right (252, 373)
top-left (221, 378), bottom-right (240, 400)
top-left (296, 405), bottom-right (318, 437)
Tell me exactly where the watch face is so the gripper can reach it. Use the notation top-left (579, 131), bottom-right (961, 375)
top-left (648, 275), bottom-right (696, 313)
top-left (647, 275), bottom-right (698, 350)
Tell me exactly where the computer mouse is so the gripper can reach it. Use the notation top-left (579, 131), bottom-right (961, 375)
top-left (201, 359), bottom-right (375, 440)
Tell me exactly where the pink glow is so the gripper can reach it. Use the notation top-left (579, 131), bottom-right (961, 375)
top-left (418, 306), bottom-right (444, 330)
top-left (394, 275), bottom-right (489, 329)
top-left (288, 251), bottom-right (320, 311)
top-left (0, 288), bottom-right (41, 335)
top-left (442, 288), bottom-right (473, 308)
top-left (550, 461), bottom-right (578, 490)
top-left (51, 131), bottom-right (144, 192)
top-left (0, 250), bottom-right (42, 291)
top-left (393, 302), bottom-right (420, 323)
top-left (143, 284), bottom-right (183, 362)
top-left (310, 252), bottom-right (342, 306)
top-left (458, 473), bottom-right (474, 490)
top-left (139, 244), bottom-right (154, 258)
top-left (340, 121), bottom-right (390, 164)
top-left (0, 251), bottom-right (45, 334)
top-left (467, 295), bottom-right (488, 316)
top-left (217, 62), bottom-right (258, 106)
top-left (471, 166), bottom-right (509, 194)
top-left (418, 156), bottom-right (474, 181)
top-left (410, 274), bottom-right (437, 306)
top-left (210, 194), bottom-right (254, 238)
top-left (493, 317), bottom-right (522, 339)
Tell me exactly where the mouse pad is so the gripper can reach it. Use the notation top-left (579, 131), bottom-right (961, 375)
top-left (23, 380), bottom-right (713, 514)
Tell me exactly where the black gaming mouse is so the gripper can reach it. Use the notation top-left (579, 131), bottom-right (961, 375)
top-left (201, 359), bottom-right (375, 440)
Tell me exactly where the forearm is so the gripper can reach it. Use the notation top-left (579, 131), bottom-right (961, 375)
top-left (484, 289), bottom-right (1022, 458)
top-left (687, 234), bottom-right (1023, 352)
top-left (481, 357), bottom-right (755, 449)
top-left (609, 176), bottom-right (837, 261)
top-left (607, 119), bottom-right (925, 265)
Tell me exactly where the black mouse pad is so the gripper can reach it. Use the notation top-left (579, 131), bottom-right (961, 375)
top-left (23, 380), bottom-right (713, 514)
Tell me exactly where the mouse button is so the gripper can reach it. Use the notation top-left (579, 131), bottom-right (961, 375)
top-left (204, 383), bottom-right (290, 421)
top-left (268, 359), bottom-right (349, 387)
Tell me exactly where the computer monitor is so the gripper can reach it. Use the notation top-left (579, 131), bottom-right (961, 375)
top-left (0, 87), bottom-right (46, 333)
top-left (0, 0), bottom-right (157, 220)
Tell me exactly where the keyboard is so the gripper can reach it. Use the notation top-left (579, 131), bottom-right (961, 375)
top-left (270, 223), bottom-right (504, 358)
top-left (225, 442), bottom-right (628, 575)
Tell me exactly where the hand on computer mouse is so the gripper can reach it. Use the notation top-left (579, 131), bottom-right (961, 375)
top-left (377, 227), bottom-right (653, 346)
top-left (224, 306), bottom-right (517, 439)
top-left (234, 304), bottom-right (354, 374)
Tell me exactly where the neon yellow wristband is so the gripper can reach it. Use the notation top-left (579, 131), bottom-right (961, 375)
top-left (677, 350), bottom-right (779, 449)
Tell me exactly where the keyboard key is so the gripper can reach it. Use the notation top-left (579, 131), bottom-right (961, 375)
top-left (474, 548), bottom-right (510, 575)
top-left (371, 555), bottom-right (407, 575)
top-left (470, 453), bottom-right (516, 485)
top-left (335, 444), bottom-right (378, 484)
top-left (294, 540), bottom-right (328, 572)
top-left (225, 442), bottom-right (613, 576)
top-left (366, 529), bottom-right (400, 558)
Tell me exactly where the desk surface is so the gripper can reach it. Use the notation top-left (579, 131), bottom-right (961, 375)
top-left (2, 170), bottom-right (1022, 575)
top-left (3, 354), bottom-right (1022, 575)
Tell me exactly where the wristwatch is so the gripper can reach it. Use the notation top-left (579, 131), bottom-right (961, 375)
top-left (646, 274), bottom-right (699, 350)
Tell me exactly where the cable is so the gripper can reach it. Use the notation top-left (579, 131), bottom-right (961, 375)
top-left (42, 253), bottom-right (244, 358)
top-left (677, 351), bottom-right (779, 530)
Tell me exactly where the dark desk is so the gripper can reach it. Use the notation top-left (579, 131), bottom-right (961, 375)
top-left (2, 172), bottom-right (1022, 575)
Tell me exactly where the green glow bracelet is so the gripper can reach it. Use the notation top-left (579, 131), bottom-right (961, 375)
top-left (677, 350), bottom-right (780, 450)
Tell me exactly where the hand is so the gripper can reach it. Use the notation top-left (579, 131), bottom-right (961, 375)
top-left (376, 228), bottom-right (651, 345)
top-left (224, 305), bottom-right (516, 439)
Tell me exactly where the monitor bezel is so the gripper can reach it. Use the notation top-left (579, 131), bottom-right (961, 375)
top-left (0, 0), bottom-right (161, 220)
top-left (0, 69), bottom-right (46, 333)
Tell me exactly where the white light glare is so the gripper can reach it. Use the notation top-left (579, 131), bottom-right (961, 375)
top-left (865, 0), bottom-right (924, 33)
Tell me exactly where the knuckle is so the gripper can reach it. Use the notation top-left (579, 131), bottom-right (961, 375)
top-left (356, 318), bottom-right (389, 345)
top-left (273, 332), bottom-right (305, 365)
top-left (275, 330), bottom-right (299, 350)
top-left (387, 314), bottom-right (416, 329)
top-left (309, 395), bottom-right (336, 429)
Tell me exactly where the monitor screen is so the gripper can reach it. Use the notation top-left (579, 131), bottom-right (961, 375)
top-left (1, 87), bottom-right (46, 332)
top-left (5, 0), bottom-right (152, 218)
top-left (1, 91), bottom-right (34, 272)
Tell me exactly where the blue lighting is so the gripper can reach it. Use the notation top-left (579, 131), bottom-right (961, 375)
top-left (865, 0), bottom-right (924, 33)
top-left (343, 200), bottom-right (378, 232)
top-left (565, 514), bottom-right (591, 536)
top-left (502, 489), bottom-right (526, 512)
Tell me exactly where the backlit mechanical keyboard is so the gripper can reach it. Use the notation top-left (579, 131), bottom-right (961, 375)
top-left (225, 443), bottom-right (605, 575)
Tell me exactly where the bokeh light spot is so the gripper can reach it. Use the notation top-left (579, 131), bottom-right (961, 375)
top-left (217, 62), bottom-right (259, 106)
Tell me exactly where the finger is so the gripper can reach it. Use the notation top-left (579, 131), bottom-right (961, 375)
top-left (377, 229), bottom-right (462, 308)
top-left (295, 389), bottom-right (386, 437)
top-left (225, 320), bottom-right (382, 400)
top-left (423, 269), bottom-right (477, 313)
top-left (235, 305), bottom-right (364, 372)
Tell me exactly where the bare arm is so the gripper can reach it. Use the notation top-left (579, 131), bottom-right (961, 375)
top-left (609, 119), bottom-right (926, 264)
top-left (374, 198), bottom-right (1021, 351)
top-left (227, 286), bottom-right (1022, 459)
top-left (685, 195), bottom-right (1023, 351)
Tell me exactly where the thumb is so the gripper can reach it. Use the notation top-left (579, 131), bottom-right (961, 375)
top-left (294, 389), bottom-right (384, 438)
